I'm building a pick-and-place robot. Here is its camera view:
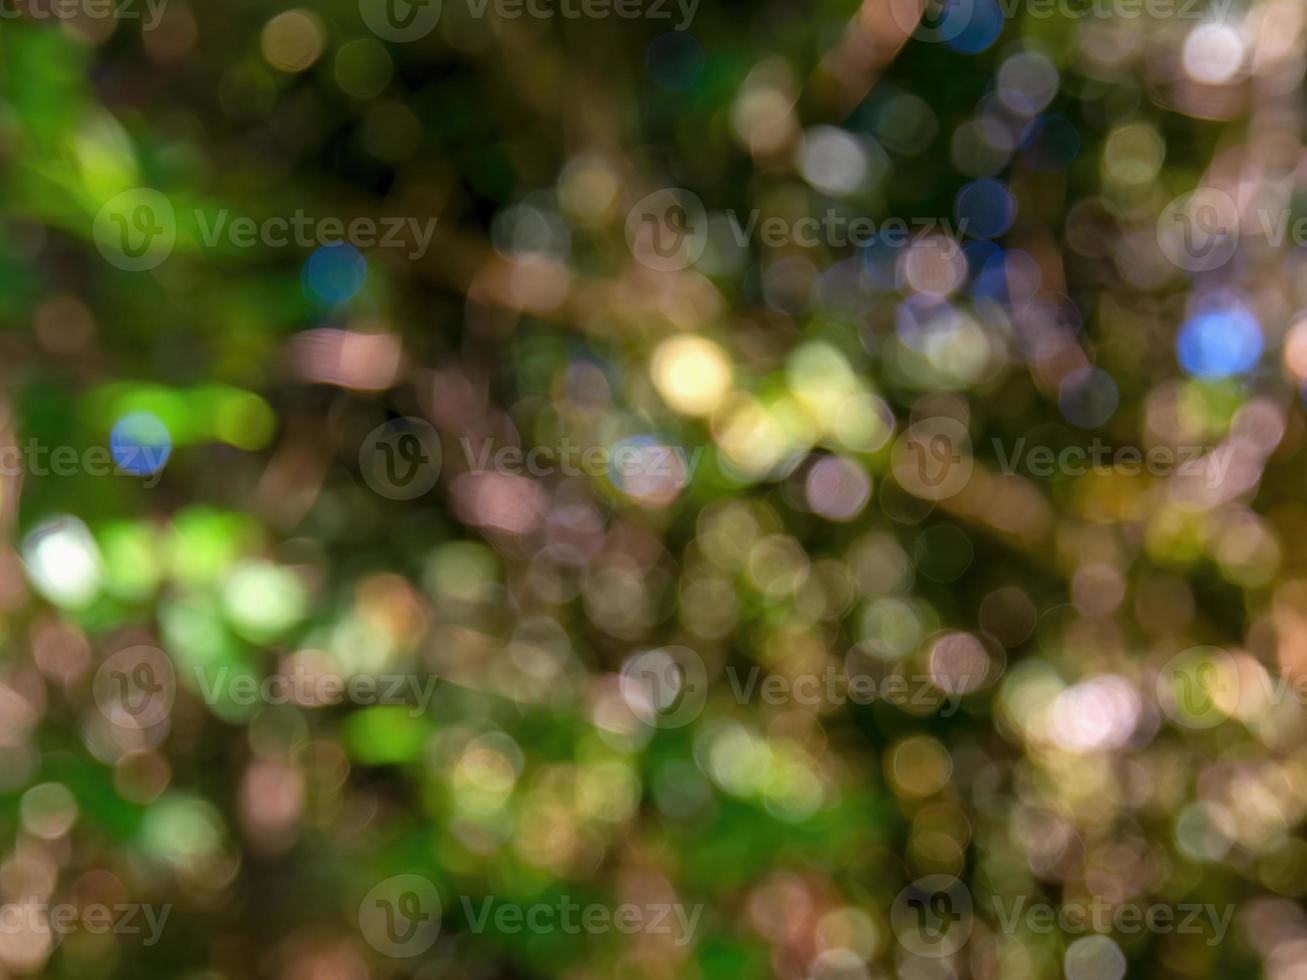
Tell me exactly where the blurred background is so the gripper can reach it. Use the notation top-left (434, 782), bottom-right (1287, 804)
top-left (2, 0), bottom-right (1307, 976)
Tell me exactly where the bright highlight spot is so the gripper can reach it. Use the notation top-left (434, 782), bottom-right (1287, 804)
top-left (303, 243), bottom-right (367, 307)
top-left (261, 10), bottom-right (325, 73)
top-left (1183, 23), bottom-right (1245, 85)
top-left (110, 411), bottom-right (172, 476)
top-left (23, 517), bottom-right (103, 609)
top-left (1177, 301), bottom-right (1263, 379)
top-left (650, 335), bottom-right (733, 416)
